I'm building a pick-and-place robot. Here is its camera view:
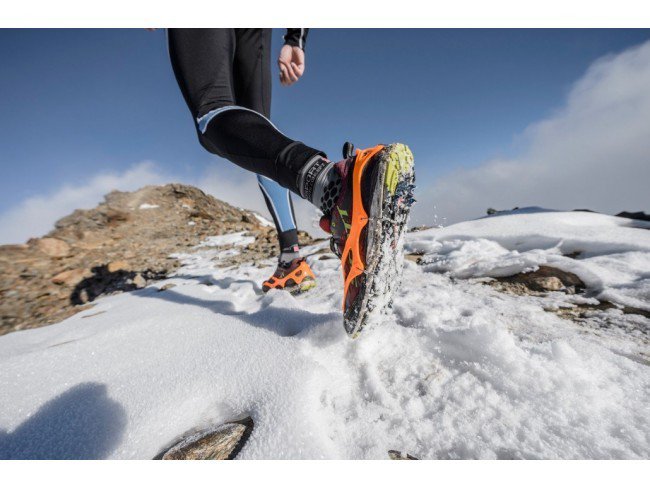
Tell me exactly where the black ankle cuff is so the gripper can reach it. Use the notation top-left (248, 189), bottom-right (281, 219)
top-left (278, 229), bottom-right (299, 250)
top-left (299, 157), bottom-right (330, 201)
top-left (275, 142), bottom-right (326, 195)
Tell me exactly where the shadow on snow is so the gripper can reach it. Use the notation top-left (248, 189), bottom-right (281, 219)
top-left (0, 383), bottom-right (127, 459)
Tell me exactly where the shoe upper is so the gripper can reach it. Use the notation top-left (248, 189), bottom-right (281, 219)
top-left (262, 258), bottom-right (315, 292)
top-left (319, 157), bottom-right (354, 257)
top-left (318, 142), bottom-right (415, 336)
top-left (319, 151), bottom-right (378, 313)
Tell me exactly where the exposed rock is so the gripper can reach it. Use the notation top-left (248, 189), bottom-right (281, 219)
top-left (408, 225), bottom-right (433, 232)
top-left (156, 417), bottom-right (254, 460)
top-left (405, 251), bottom-right (425, 264)
top-left (0, 183), bottom-right (316, 336)
top-left (533, 276), bottom-right (564, 291)
top-left (51, 268), bottom-right (90, 286)
top-left (486, 265), bottom-right (650, 324)
top-left (491, 265), bottom-right (585, 295)
top-left (563, 250), bottom-right (582, 259)
top-left (36, 238), bottom-right (71, 257)
top-left (388, 450), bottom-right (419, 460)
top-left (551, 300), bottom-right (650, 321)
top-left (75, 230), bottom-right (106, 250)
top-left (107, 261), bottom-right (130, 273)
top-left (132, 273), bottom-right (146, 289)
top-left (616, 211), bottom-right (650, 223)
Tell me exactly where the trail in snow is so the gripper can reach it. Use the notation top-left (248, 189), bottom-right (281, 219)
top-left (0, 211), bottom-right (648, 459)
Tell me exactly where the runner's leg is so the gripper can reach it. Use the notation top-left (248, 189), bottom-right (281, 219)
top-left (167, 28), bottom-right (326, 196)
top-left (233, 28), bottom-right (300, 263)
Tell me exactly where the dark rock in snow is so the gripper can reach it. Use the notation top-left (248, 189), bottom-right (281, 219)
top-left (492, 265), bottom-right (586, 295)
top-left (388, 450), bottom-right (419, 460)
top-left (616, 211), bottom-right (650, 222)
top-left (156, 417), bottom-right (254, 460)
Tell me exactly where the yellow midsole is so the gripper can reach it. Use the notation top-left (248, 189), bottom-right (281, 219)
top-left (384, 143), bottom-right (414, 195)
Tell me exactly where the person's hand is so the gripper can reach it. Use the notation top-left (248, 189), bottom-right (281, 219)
top-left (278, 45), bottom-right (305, 86)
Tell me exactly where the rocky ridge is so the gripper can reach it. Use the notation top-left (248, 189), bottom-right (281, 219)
top-left (0, 184), bottom-right (315, 336)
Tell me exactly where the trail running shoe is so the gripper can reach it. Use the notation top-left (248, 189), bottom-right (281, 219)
top-left (262, 258), bottom-right (316, 294)
top-left (320, 143), bottom-right (415, 338)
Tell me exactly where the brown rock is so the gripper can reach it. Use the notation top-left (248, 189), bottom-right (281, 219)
top-left (76, 241), bottom-right (103, 251)
top-left (532, 276), bottom-right (564, 291)
top-left (78, 289), bottom-right (90, 304)
top-left (132, 273), bottom-right (146, 289)
top-left (1, 244), bottom-right (29, 252)
top-left (492, 265), bottom-right (586, 295)
top-left (51, 268), bottom-right (89, 286)
top-left (37, 238), bottom-right (70, 257)
top-left (105, 208), bottom-right (130, 227)
top-left (107, 261), bottom-right (130, 273)
top-left (76, 230), bottom-right (105, 250)
top-left (179, 197), bottom-right (195, 208)
top-left (405, 251), bottom-right (424, 264)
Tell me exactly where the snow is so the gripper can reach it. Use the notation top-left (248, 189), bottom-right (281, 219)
top-left (252, 212), bottom-right (273, 228)
top-left (138, 203), bottom-right (159, 209)
top-left (195, 231), bottom-right (255, 248)
top-left (407, 210), bottom-right (650, 312)
top-left (0, 211), bottom-right (648, 459)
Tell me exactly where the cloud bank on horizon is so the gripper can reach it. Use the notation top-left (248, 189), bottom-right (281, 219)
top-left (0, 162), bottom-right (171, 244)
top-left (413, 39), bottom-right (650, 226)
top-left (0, 160), bottom-right (314, 245)
top-left (1, 40), bottom-right (649, 244)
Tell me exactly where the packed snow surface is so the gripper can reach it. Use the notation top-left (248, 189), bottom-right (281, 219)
top-left (0, 210), bottom-right (648, 459)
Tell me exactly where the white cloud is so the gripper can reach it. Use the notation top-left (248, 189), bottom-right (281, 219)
top-left (196, 164), bottom-right (327, 237)
top-left (194, 165), bottom-right (263, 216)
top-left (412, 40), bottom-right (650, 226)
top-left (0, 161), bottom-right (172, 244)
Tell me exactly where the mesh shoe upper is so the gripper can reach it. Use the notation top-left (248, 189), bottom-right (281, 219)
top-left (262, 258), bottom-right (315, 292)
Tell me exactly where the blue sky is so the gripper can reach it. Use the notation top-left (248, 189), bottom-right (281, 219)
top-left (1, 28), bottom-right (649, 240)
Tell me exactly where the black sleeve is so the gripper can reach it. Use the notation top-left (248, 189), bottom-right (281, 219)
top-left (283, 28), bottom-right (309, 50)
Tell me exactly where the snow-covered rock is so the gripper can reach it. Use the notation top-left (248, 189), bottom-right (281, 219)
top-left (407, 210), bottom-right (650, 313)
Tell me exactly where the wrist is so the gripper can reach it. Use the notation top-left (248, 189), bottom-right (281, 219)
top-left (284, 41), bottom-right (304, 52)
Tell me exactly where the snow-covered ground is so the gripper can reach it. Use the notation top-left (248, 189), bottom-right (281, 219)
top-left (0, 210), bottom-right (648, 459)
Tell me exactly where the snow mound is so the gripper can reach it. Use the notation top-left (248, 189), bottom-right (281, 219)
top-left (0, 211), bottom-right (648, 459)
top-left (407, 210), bottom-right (650, 312)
